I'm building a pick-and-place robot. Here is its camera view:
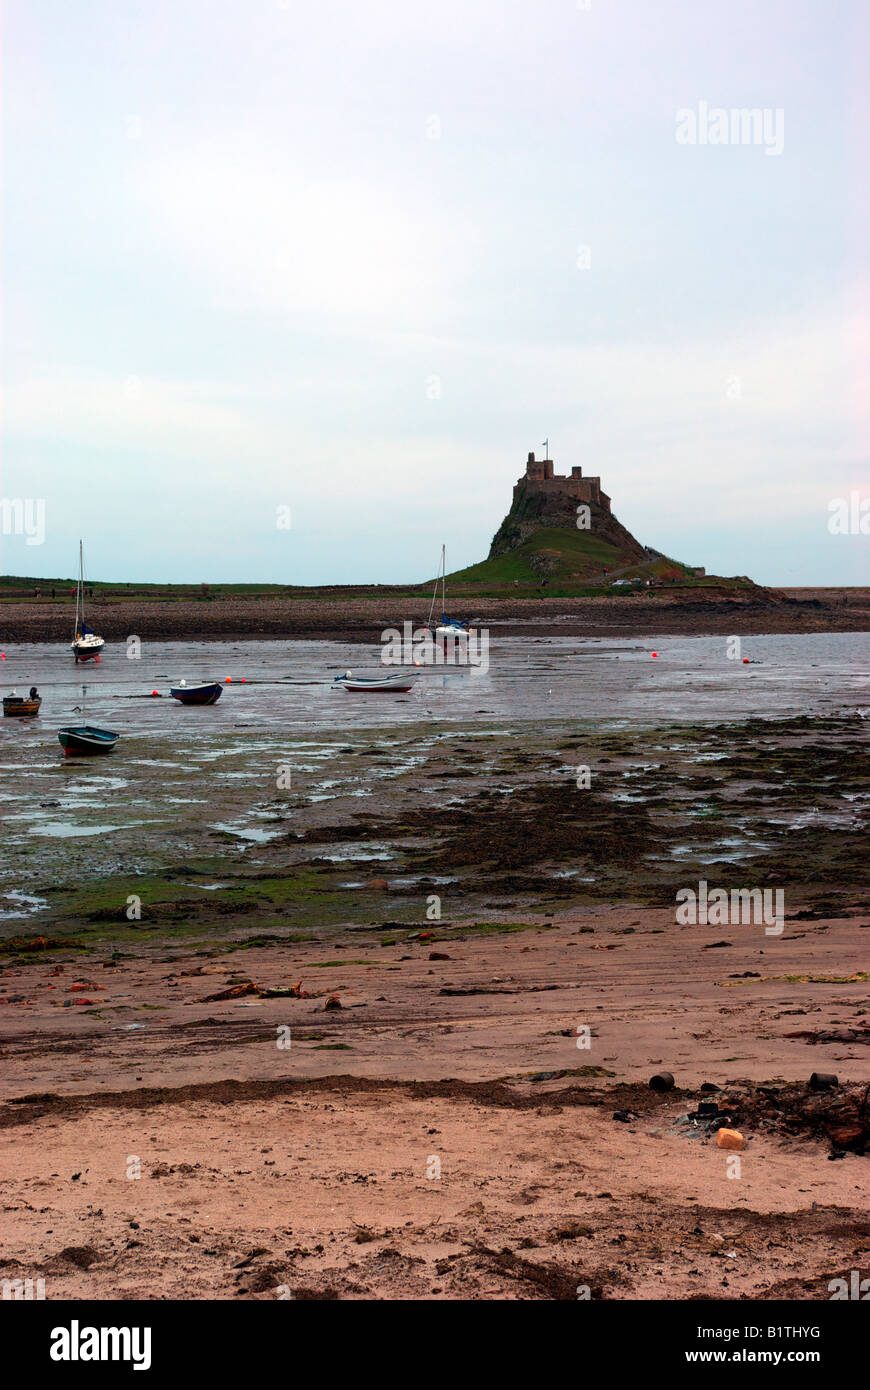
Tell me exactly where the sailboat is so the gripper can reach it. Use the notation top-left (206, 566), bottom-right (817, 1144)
top-left (70, 540), bottom-right (105, 661)
top-left (427, 544), bottom-right (472, 642)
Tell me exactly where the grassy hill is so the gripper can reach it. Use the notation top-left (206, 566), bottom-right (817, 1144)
top-left (451, 527), bottom-right (643, 584)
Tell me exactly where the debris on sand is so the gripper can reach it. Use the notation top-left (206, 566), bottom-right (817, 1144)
top-left (0, 935), bottom-right (83, 955)
top-left (471, 1244), bottom-right (588, 1299)
top-left (201, 979), bottom-right (313, 1002)
top-left (649, 1071), bottom-right (675, 1092)
top-left (352, 1226), bottom-right (379, 1244)
top-left (717, 1080), bottom-right (870, 1155)
top-left (809, 1072), bottom-right (839, 1090)
top-left (201, 983), bottom-right (261, 1002)
top-left (439, 983), bottom-right (560, 997)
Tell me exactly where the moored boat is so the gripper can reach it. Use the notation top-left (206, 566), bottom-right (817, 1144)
top-left (70, 540), bottom-right (105, 661)
top-left (3, 689), bottom-right (42, 717)
top-left (57, 725), bottom-right (119, 756)
top-left (333, 671), bottom-right (417, 693)
top-left (72, 632), bottom-right (105, 660)
top-left (170, 680), bottom-right (223, 705)
top-left (427, 544), bottom-right (473, 642)
top-left (434, 618), bottom-right (472, 640)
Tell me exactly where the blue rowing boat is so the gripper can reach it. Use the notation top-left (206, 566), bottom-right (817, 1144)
top-left (170, 681), bottom-right (223, 705)
top-left (58, 725), bottom-right (120, 756)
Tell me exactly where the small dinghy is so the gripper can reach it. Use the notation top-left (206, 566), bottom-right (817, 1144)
top-left (3, 687), bottom-right (41, 717)
top-left (333, 671), bottom-right (417, 694)
top-left (170, 680), bottom-right (223, 705)
top-left (58, 725), bottom-right (119, 756)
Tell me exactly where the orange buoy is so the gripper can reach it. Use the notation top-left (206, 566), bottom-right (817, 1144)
top-left (716, 1128), bottom-right (744, 1151)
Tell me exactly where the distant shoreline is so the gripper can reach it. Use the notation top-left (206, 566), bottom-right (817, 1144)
top-left (1, 587), bottom-right (868, 643)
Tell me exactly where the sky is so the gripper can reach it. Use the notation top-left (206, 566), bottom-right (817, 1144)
top-left (1, 0), bottom-right (867, 586)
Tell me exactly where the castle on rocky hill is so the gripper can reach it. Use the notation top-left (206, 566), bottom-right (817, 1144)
top-left (517, 451), bottom-right (611, 513)
top-left (488, 448), bottom-right (646, 567)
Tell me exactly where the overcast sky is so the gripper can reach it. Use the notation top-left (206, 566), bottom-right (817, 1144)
top-left (1, 0), bottom-right (867, 585)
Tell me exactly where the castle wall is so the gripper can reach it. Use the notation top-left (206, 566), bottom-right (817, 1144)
top-left (515, 453), bottom-right (611, 512)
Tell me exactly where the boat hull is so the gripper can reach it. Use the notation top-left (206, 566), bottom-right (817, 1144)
top-left (170, 682), bottom-right (223, 705)
top-left (58, 725), bottom-right (119, 756)
top-left (334, 674), bottom-right (417, 693)
top-left (72, 637), bottom-right (105, 661)
top-left (3, 698), bottom-right (41, 717)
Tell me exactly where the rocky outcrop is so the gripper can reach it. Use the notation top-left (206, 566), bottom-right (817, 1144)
top-left (488, 477), bottom-right (648, 568)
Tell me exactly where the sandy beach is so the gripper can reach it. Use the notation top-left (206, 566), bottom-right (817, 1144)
top-left (1, 678), bottom-right (868, 1299)
top-left (1, 906), bottom-right (869, 1299)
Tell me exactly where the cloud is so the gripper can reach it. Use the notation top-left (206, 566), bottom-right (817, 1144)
top-left (131, 141), bottom-right (455, 325)
top-left (2, 373), bottom-right (250, 457)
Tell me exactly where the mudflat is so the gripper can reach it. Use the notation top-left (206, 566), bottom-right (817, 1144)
top-left (1, 707), bottom-right (868, 1298)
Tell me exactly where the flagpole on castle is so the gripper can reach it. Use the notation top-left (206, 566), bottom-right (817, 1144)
top-left (542, 438), bottom-right (549, 459)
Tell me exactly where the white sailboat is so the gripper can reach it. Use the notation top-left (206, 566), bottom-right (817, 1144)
top-left (427, 544), bottom-right (472, 641)
top-left (70, 540), bottom-right (105, 661)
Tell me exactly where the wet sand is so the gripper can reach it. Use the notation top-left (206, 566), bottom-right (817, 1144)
top-left (1, 643), bottom-right (868, 1300)
top-left (1, 908), bottom-right (869, 1300)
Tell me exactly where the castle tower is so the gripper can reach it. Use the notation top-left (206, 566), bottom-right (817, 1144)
top-left (525, 450), bottom-right (554, 481)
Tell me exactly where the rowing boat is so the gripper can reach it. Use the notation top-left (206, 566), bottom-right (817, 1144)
top-left (333, 671), bottom-right (417, 694)
top-left (3, 695), bottom-right (41, 717)
top-left (57, 725), bottom-right (119, 756)
top-left (170, 681), bottom-right (223, 705)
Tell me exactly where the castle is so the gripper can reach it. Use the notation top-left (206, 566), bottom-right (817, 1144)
top-left (516, 452), bottom-right (611, 513)
top-left (488, 447), bottom-right (645, 567)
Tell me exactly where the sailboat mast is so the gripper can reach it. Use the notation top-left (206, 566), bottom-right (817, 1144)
top-left (75, 540), bottom-right (83, 635)
top-left (442, 544), bottom-right (446, 617)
